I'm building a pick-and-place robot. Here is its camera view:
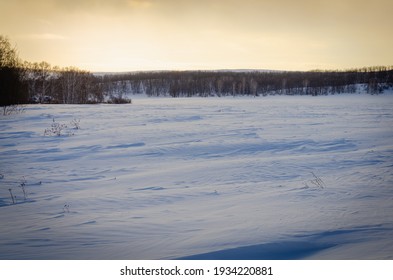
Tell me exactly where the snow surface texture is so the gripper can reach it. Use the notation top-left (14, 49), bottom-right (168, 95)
top-left (1, 94), bottom-right (393, 260)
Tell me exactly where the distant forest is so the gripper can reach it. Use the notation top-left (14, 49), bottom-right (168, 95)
top-left (101, 66), bottom-right (393, 99)
top-left (1, 35), bottom-right (393, 107)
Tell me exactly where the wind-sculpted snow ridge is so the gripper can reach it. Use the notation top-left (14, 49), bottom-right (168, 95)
top-left (0, 94), bottom-right (393, 259)
top-left (179, 224), bottom-right (393, 260)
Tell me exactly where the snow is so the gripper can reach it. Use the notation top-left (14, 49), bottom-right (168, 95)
top-left (1, 94), bottom-right (393, 259)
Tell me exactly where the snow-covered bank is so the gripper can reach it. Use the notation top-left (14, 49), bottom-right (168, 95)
top-left (1, 94), bottom-right (392, 259)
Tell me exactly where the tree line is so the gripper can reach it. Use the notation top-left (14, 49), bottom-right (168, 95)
top-left (1, 34), bottom-right (393, 109)
top-left (23, 61), bottom-right (104, 104)
top-left (102, 66), bottom-right (393, 98)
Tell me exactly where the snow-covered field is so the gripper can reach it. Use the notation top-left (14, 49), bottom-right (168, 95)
top-left (1, 94), bottom-right (393, 259)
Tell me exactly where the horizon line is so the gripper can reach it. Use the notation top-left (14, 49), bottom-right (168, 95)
top-left (91, 66), bottom-right (393, 75)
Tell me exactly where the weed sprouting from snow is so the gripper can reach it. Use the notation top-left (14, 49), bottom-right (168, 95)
top-left (70, 118), bottom-right (81, 130)
top-left (3, 176), bottom-right (41, 205)
top-left (44, 118), bottom-right (67, 136)
top-left (309, 172), bottom-right (326, 189)
top-left (63, 204), bottom-right (70, 213)
top-left (8, 188), bottom-right (15, 204)
top-left (44, 118), bottom-right (81, 136)
top-left (2, 104), bottom-right (25, 116)
top-left (303, 172), bottom-right (326, 190)
top-left (19, 177), bottom-right (27, 201)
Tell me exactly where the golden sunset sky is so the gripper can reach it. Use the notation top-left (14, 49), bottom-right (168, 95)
top-left (1, 0), bottom-right (392, 72)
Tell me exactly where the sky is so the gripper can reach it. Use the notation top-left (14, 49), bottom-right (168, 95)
top-left (1, 0), bottom-right (392, 72)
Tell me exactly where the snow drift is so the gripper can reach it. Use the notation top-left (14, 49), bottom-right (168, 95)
top-left (0, 94), bottom-right (392, 259)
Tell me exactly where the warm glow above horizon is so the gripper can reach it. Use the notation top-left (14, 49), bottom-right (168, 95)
top-left (1, 0), bottom-right (392, 72)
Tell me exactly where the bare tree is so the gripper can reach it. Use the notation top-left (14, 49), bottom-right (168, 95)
top-left (0, 35), bottom-right (27, 114)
